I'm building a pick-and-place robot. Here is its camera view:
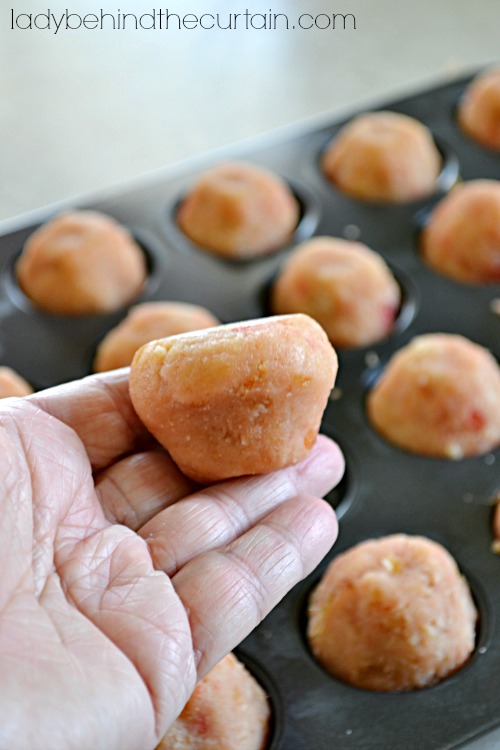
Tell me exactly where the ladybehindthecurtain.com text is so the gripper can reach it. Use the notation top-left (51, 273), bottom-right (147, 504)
top-left (10, 8), bottom-right (357, 34)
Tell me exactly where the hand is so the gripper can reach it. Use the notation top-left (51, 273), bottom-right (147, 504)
top-left (0, 370), bottom-right (343, 750)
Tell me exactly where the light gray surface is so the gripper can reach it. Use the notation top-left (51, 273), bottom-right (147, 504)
top-left (2, 2), bottom-right (500, 748)
top-left (1, 0), bottom-right (500, 221)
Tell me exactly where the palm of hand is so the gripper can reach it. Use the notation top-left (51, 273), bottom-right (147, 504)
top-left (0, 371), bottom-right (341, 750)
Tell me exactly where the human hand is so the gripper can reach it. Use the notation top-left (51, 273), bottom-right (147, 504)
top-left (0, 369), bottom-right (343, 750)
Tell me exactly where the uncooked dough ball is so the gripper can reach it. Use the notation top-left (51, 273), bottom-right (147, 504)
top-left (458, 68), bottom-right (500, 151)
top-left (0, 367), bottom-right (33, 398)
top-left (367, 333), bottom-right (500, 459)
top-left (129, 314), bottom-right (338, 483)
top-left (420, 180), bottom-right (500, 284)
top-left (322, 111), bottom-right (442, 203)
top-left (16, 211), bottom-right (147, 315)
top-left (177, 161), bottom-right (300, 258)
top-left (307, 534), bottom-right (477, 692)
top-left (157, 653), bottom-right (270, 750)
top-left (271, 237), bottom-right (400, 348)
top-left (94, 301), bottom-right (219, 372)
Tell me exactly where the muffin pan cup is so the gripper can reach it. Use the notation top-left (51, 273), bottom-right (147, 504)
top-left (1, 72), bottom-right (499, 749)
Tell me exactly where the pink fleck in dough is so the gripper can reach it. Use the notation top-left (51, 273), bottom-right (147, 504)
top-left (0, 367), bottom-right (33, 398)
top-left (157, 653), bottom-right (270, 750)
top-left (16, 211), bottom-right (147, 315)
top-left (177, 161), bottom-right (299, 258)
top-left (458, 68), bottom-right (500, 151)
top-left (271, 237), bottom-right (400, 348)
top-left (367, 333), bottom-right (500, 459)
top-left (307, 534), bottom-right (477, 692)
top-left (94, 301), bottom-right (219, 372)
top-left (322, 111), bottom-right (442, 203)
top-left (421, 180), bottom-right (500, 284)
top-left (129, 314), bottom-right (338, 483)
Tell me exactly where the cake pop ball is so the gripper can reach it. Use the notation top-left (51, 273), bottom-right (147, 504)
top-left (129, 314), bottom-right (338, 483)
top-left (421, 179), bottom-right (500, 284)
top-left (322, 111), bottom-right (442, 203)
top-left (177, 161), bottom-right (300, 258)
top-left (16, 211), bottom-right (147, 315)
top-left (307, 534), bottom-right (477, 692)
top-left (271, 236), bottom-right (401, 348)
top-left (458, 68), bottom-right (500, 151)
top-left (367, 333), bottom-right (500, 459)
top-left (94, 301), bottom-right (219, 372)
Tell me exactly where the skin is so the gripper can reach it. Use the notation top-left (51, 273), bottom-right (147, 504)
top-left (0, 369), bottom-right (343, 750)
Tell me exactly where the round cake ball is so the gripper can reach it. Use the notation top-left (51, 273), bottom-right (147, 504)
top-left (94, 301), bottom-right (219, 372)
top-left (0, 367), bottom-right (33, 398)
top-left (129, 314), bottom-right (338, 483)
top-left (16, 211), bottom-right (147, 315)
top-left (177, 161), bottom-right (300, 258)
top-left (458, 68), bottom-right (500, 151)
top-left (322, 111), bottom-right (442, 203)
top-left (367, 333), bottom-right (500, 459)
top-left (307, 534), bottom-right (477, 692)
top-left (271, 237), bottom-right (401, 348)
top-left (421, 180), bottom-right (500, 284)
top-left (157, 653), bottom-right (270, 750)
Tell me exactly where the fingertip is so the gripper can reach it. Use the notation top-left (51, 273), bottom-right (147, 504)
top-left (295, 433), bottom-right (345, 495)
top-left (297, 493), bottom-right (339, 562)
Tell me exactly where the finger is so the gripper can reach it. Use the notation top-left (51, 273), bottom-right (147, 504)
top-left (56, 524), bottom-right (197, 739)
top-left (96, 448), bottom-right (198, 530)
top-left (141, 435), bottom-right (344, 576)
top-left (27, 369), bottom-right (153, 470)
top-left (171, 494), bottom-right (338, 679)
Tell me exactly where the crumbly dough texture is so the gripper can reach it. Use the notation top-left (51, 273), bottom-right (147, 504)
top-left (458, 68), bottom-right (500, 151)
top-left (322, 111), bottom-right (442, 203)
top-left (16, 210), bottom-right (147, 315)
top-left (129, 314), bottom-right (338, 482)
top-left (94, 301), bottom-right (219, 372)
top-left (157, 653), bottom-right (270, 750)
top-left (177, 161), bottom-right (299, 258)
top-left (367, 333), bottom-right (500, 459)
top-left (271, 236), bottom-right (400, 348)
top-left (307, 534), bottom-right (477, 692)
top-left (0, 366), bottom-right (33, 398)
top-left (421, 179), bottom-right (500, 284)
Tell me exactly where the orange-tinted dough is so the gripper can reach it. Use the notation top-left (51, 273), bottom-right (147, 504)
top-left (307, 534), bottom-right (477, 692)
top-left (458, 68), bottom-right (500, 151)
top-left (271, 237), bottom-right (400, 348)
top-left (157, 653), bottom-right (270, 750)
top-left (16, 211), bottom-right (147, 315)
top-left (367, 333), bottom-right (500, 459)
top-left (129, 314), bottom-right (337, 483)
top-left (177, 161), bottom-right (299, 258)
top-left (322, 111), bottom-right (441, 203)
top-left (421, 180), bottom-right (500, 284)
top-left (0, 367), bottom-right (33, 398)
top-left (94, 301), bottom-right (219, 372)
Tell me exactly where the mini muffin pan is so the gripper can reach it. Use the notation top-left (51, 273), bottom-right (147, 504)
top-left (1, 72), bottom-right (499, 749)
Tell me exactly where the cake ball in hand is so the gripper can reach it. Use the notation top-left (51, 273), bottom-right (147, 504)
top-left (0, 367), bottom-right (33, 398)
top-left (271, 237), bottom-right (400, 348)
top-left (16, 211), bottom-right (147, 315)
top-left (307, 534), bottom-right (477, 692)
top-left (367, 333), bottom-right (500, 459)
top-left (177, 161), bottom-right (300, 258)
top-left (129, 314), bottom-right (337, 483)
top-left (420, 180), bottom-right (500, 284)
top-left (322, 111), bottom-right (442, 203)
top-left (458, 68), bottom-right (500, 151)
top-left (94, 301), bottom-right (219, 372)
top-left (157, 653), bottom-right (270, 750)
